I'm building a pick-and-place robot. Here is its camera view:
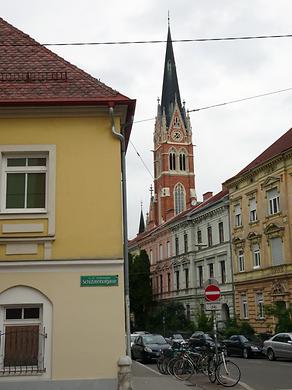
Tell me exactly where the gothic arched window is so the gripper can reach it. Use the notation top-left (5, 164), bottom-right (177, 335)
top-left (169, 150), bottom-right (176, 171)
top-left (174, 183), bottom-right (185, 215)
top-left (179, 153), bottom-right (186, 171)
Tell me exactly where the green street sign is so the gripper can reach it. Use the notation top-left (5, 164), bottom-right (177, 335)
top-left (80, 275), bottom-right (119, 287)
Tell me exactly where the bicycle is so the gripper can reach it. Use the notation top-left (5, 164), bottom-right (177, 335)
top-left (208, 349), bottom-right (241, 387)
top-left (171, 348), bottom-right (211, 380)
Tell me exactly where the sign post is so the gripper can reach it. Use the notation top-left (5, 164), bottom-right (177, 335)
top-left (204, 281), bottom-right (221, 366)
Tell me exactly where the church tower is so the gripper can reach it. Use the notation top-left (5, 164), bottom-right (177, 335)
top-left (147, 25), bottom-right (196, 229)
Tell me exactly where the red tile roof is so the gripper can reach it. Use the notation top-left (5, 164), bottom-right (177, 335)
top-left (0, 17), bottom-right (134, 106)
top-left (225, 127), bottom-right (292, 184)
top-left (129, 188), bottom-right (229, 245)
top-left (0, 17), bottom-right (135, 145)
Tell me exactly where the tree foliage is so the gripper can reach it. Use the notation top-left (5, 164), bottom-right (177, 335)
top-left (129, 250), bottom-right (152, 330)
top-left (145, 301), bottom-right (194, 336)
top-left (265, 302), bottom-right (292, 333)
top-left (222, 317), bottom-right (255, 338)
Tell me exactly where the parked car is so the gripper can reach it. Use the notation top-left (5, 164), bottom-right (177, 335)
top-left (263, 332), bottom-right (292, 360)
top-left (130, 334), bottom-right (139, 347)
top-left (168, 333), bottom-right (186, 345)
top-left (131, 334), bottom-right (171, 362)
top-left (223, 334), bottom-right (263, 358)
top-left (189, 332), bottom-right (226, 353)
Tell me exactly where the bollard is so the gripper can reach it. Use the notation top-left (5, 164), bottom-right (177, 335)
top-left (117, 355), bottom-right (132, 390)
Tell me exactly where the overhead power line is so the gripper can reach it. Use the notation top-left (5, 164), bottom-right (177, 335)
top-left (2, 33), bottom-right (292, 47)
top-left (132, 85), bottom-right (292, 124)
top-left (188, 86), bottom-right (292, 112)
top-left (129, 140), bottom-right (154, 179)
top-left (129, 85), bottom-right (292, 181)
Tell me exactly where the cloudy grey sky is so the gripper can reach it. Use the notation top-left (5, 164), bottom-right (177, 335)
top-left (2, 1), bottom-right (292, 238)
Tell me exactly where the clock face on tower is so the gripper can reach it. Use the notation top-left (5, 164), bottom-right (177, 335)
top-left (171, 130), bottom-right (183, 142)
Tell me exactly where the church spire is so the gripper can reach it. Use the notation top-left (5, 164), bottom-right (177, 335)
top-left (138, 203), bottom-right (145, 234)
top-left (160, 25), bottom-right (184, 128)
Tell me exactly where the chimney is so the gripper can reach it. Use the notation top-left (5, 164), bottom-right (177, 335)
top-left (203, 191), bottom-right (213, 202)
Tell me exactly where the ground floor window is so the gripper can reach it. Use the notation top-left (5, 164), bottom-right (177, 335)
top-left (240, 293), bottom-right (249, 319)
top-left (255, 292), bottom-right (265, 319)
top-left (1, 305), bottom-right (46, 374)
top-left (0, 286), bottom-right (52, 377)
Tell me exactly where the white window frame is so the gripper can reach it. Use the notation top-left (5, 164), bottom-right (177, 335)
top-left (235, 204), bottom-right (242, 227)
top-left (267, 188), bottom-right (280, 215)
top-left (238, 249), bottom-right (245, 272)
top-left (0, 145), bottom-right (56, 217)
top-left (2, 154), bottom-right (47, 213)
top-left (249, 197), bottom-right (257, 222)
top-left (253, 244), bottom-right (261, 268)
top-left (255, 292), bottom-right (265, 319)
top-left (159, 243), bottom-right (163, 260)
top-left (241, 294), bottom-right (249, 319)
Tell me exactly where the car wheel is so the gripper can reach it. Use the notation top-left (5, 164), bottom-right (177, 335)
top-left (243, 348), bottom-right (249, 359)
top-left (267, 348), bottom-right (276, 361)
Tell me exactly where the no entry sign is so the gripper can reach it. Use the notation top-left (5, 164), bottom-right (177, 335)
top-left (204, 284), bottom-right (221, 302)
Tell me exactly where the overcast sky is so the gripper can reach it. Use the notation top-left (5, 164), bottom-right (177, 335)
top-left (2, 1), bottom-right (292, 238)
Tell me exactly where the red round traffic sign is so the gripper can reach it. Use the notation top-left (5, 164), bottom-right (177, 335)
top-left (204, 284), bottom-right (221, 302)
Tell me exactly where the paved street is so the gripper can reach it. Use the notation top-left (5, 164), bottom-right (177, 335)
top-left (139, 356), bottom-right (292, 390)
top-left (230, 357), bottom-right (292, 390)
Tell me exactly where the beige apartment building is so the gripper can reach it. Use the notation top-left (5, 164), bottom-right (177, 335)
top-left (224, 128), bottom-right (292, 333)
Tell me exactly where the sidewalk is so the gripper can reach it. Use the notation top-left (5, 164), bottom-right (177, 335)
top-left (132, 360), bottom-right (252, 390)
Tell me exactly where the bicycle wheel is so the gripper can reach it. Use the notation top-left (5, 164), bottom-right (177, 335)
top-left (208, 358), bottom-right (216, 383)
top-left (172, 358), bottom-right (194, 381)
top-left (216, 360), bottom-right (241, 387)
top-left (167, 357), bottom-right (178, 376)
top-left (156, 356), bottom-right (165, 374)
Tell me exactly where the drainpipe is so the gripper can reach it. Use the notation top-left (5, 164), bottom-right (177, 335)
top-left (109, 106), bottom-right (131, 357)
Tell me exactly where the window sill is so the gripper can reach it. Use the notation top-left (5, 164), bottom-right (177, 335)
top-left (265, 212), bottom-right (282, 220)
top-left (1, 209), bottom-right (47, 214)
top-left (249, 220), bottom-right (259, 226)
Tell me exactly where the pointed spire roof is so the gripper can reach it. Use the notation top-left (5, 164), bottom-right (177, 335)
top-left (0, 17), bottom-right (135, 143)
top-left (138, 208), bottom-right (145, 234)
top-left (160, 26), bottom-right (184, 128)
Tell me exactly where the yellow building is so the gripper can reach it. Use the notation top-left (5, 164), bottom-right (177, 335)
top-left (0, 17), bottom-right (135, 388)
top-left (224, 128), bottom-right (292, 333)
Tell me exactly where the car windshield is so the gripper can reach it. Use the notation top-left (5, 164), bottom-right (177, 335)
top-left (131, 335), bottom-right (137, 342)
top-left (205, 334), bottom-right (214, 341)
top-left (239, 335), bottom-right (249, 343)
top-left (173, 334), bottom-right (183, 339)
top-left (143, 335), bottom-right (166, 345)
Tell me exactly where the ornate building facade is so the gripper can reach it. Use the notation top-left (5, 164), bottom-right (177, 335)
top-left (224, 128), bottom-right (292, 333)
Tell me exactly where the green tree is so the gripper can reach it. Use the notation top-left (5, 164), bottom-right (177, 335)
top-left (145, 301), bottom-right (194, 336)
top-left (129, 250), bottom-right (152, 330)
top-left (265, 302), bottom-right (292, 333)
top-left (194, 310), bottom-right (213, 333)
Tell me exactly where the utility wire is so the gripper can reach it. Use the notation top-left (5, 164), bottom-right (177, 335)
top-left (129, 85), bottom-right (292, 177)
top-left (188, 86), bottom-right (292, 112)
top-left (2, 33), bottom-right (292, 47)
top-left (132, 85), bottom-right (292, 124)
top-left (129, 140), bottom-right (154, 179)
